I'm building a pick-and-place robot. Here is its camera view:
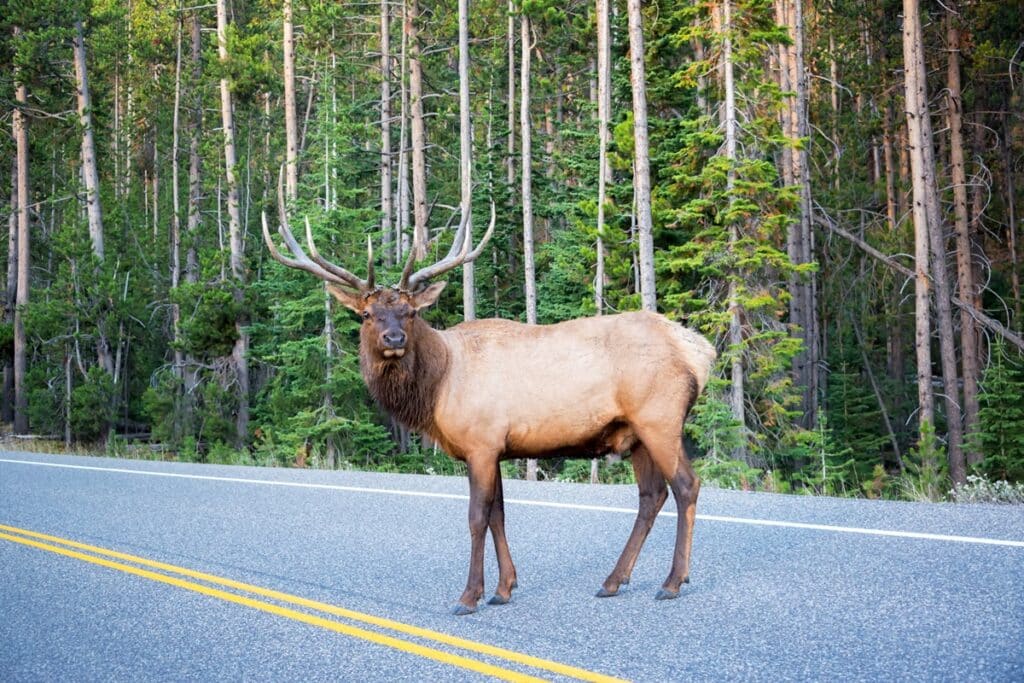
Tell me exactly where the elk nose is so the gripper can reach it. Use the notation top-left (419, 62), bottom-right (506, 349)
top-left (382, 331), bottom-right (406, 348)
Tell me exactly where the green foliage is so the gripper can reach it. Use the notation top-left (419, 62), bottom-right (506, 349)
top-left (969, 341), bottom-right (1024, 481)
top-left (685, 386), bottom-right (746, 460)
top-left (900, 421), bottom-right (948, 502)
top-left (71, 366), bottom-right (115, 442)
top-left (556, 458), bottom-right (635, 484)
top-left (2, 0), bottom-right (1019, 506)
top-left (172, 283), bottom-right (243, 358)
top-left (693, 455), bottom-right (763, 492)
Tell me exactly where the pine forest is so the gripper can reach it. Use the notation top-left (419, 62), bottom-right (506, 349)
top-left (2, 0), bottom-right (1023, 502)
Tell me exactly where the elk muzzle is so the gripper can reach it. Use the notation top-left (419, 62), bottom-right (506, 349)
top-left (380, 329), bottom-right (407, 358)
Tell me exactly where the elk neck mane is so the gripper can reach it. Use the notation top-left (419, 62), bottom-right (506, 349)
top-left (360, 315), bottom-right (450, 434)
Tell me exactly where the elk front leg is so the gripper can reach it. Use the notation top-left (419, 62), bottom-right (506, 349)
top-left (597, 444), bottom-right (667, 597)
top-left (486, 471), bottom-right (518, 605)
top-left (454, 457), bottom-right (498, 615)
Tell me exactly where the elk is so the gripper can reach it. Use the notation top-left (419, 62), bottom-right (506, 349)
top-left (263, 197), bottom-right (716, 615)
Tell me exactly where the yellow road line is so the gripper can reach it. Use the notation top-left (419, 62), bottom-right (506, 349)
top-left (0, 524), bottom-right (626, 683)
top-left (0, 531), bottom-right (546, 683)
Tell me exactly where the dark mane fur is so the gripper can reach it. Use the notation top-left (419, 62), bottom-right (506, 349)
top-left (361, 316), bottom-right (450, 434)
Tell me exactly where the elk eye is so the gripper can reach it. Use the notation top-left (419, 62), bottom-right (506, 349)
top-left (361, 311), bottom-right (371, 320)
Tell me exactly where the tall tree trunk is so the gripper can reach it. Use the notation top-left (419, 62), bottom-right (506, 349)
top-left (170, 10), bottom-right (185, 437)
top-left (180, 12), bottom-right (203, 433)
top-left (507, 0), bottom-right (515, 192)
top-left (284, 0), bottom-right (298, 200)
top-left (903, 0), bottom-right (935, 442)
top-left (595, 0), bottom-right (611, 315)
top-left (521, 15), bottom-right (537, 327)
top-left (74, 20), bottom-right (105, 260)
top-left (944, 4), bottom-right (979, 463)
top-left (380, 0), bottom-right (394, 265)
top-left (73, 18), bottom-right (115, 382)
top-left (3, 158), bottom-right (16, 423)
top-left (626, 0), bottom-right (656, 311)
top-left (13, 55), bottom-right (30, 434)
top-left (217, 0), bottom-right (250, 446)
top-left (903, 0), bottom-right (965, 485)
top-left (521, 13), bottom-right (538, 482)
top-left (407, 0), bottom-right (428, 260)
top-left (396, 8), bottom-right (410, 263)
top-left (722, 0), bottom-right (746, 460)
top-left (458, 0), bottom-right (476, 320)
top-left (782, 0), bottom-right (818, 429)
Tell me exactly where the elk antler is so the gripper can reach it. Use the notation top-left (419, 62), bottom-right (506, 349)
top-left (400, 199), bottom-right (497, 293)
top-left (261, 170), bottom-right (374, 293)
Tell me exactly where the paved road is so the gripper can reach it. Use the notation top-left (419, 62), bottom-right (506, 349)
top-left (1, 450), bottom-right (1022, 681)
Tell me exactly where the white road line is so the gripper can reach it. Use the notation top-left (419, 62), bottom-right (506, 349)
top-left (3, 456), bottom-right (1023, 548)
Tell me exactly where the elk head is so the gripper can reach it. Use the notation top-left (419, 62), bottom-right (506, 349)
top-left (262, 185), bottom-right (495, 364)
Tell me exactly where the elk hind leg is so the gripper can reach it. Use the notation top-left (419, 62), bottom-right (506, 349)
top-left (486, 471), bottom-right (518, 605)
top-left (597, 444), bottom-right (667, 597)
top-left (655, 456), bottom-right (699, 599)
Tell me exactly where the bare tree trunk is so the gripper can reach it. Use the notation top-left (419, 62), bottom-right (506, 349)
top-left (380, 0), bottom-right (394, 265)
top-left (170, 10), bottom-right (185, 439)
top-left (903, 0), bottom-right (935, 438)
top-left (3, 158), bottom-right (16, 423)
top-left (458, 0), bottom-right (476, 320)
top-left (944, 5), bottom-right (979, 463)
top-left (521, 13), bottom-right (538, 482)
top-left (507, 0), bottom-right (515, 191)
top-left (64, 349), bottom-right (72, 447)
top-left (407, 0), bottom-right (428, 260)
top-left (595, 0), bottom-right (611, 315)
top-left (521, 14), bottom-right (537, 328)
top-left (397, 8), bottom-right (410, 264)
top-left (218, 0), bottom-right (249, 446)
top-left (782, 0), bottom-right (818, 428)
top-left (903, 0), bottom-right (965, 485)
top-left (284, 0), bottom-right (298, 200)
top-left (73, 19), bottom-right (115, 384)
top-left (74, 20), bottom-right (104, 260)
top-left (13, 56), bottom-right (29, 434)
top-left (722, 0), bottom-right (746, 460)
top-left (626, 0), bottom-right (656, 311)
top-left (186, 14), bottom-right (202, 288)
top-left (181, 12), bottom-right (203, 429)
top-left (323, 75), bottom-right (338, 468)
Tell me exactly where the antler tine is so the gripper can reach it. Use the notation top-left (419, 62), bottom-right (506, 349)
top-left (405, 203), bottom-right (474, 292)
top-left (464, 199), bottom-right (497, 262)
top-left (262, 211), bottom-right (350, 286)
top-left (267, 169), bottom-right (368, 292)
top-left (398, 240), bottom-right (417, 291)
top-left (366, 236), bottom-right (375, 291)
top-left (302, 216), bottom-right (370, 291)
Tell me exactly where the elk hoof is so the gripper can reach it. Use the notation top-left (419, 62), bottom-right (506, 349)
top-left (451, 603), bottom-right (478, 616)
top-left (595, 586), bottom-right (619, 598)
top-left (654, 587), bottom-right (679, 601)
top-left (684, 576), bottom-right (691, 584)
top-left (487, 594), bottom-right (511, 606)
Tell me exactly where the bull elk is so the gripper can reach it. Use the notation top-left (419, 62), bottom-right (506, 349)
top-left (263, 197), bottom-right (716, 615)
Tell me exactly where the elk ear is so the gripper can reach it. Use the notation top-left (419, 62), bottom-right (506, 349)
top-left (411, 281), bottom-right (446, 311)
top-left (326, 284), bottom-right (365, 314)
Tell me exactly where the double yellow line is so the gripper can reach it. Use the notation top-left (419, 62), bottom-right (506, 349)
top-left (0, 524), bottom-right (624, 683)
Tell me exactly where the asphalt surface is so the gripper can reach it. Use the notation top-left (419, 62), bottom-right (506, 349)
top-left (1, 450), bottom-right (1022, 681)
